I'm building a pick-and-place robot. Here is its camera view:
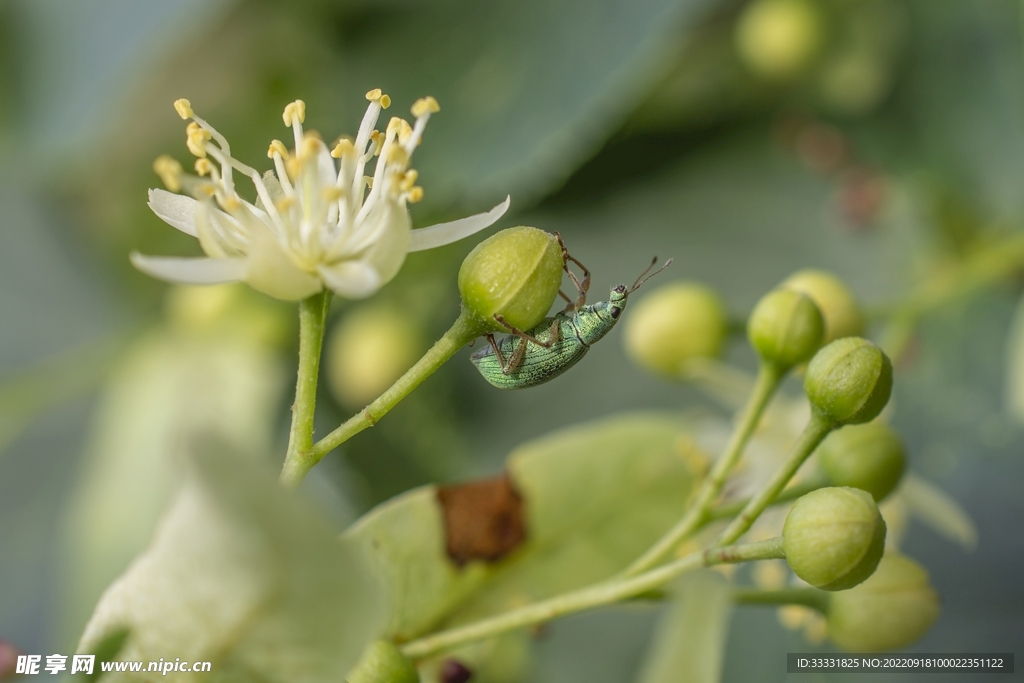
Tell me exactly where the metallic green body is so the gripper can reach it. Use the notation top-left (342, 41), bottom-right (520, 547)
top-left (471, 287), bottom-right (627, 389)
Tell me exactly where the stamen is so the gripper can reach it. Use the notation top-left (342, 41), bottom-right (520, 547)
top-left (282, 100), bottom-right (306, 127)
top-left (400, 169), bottom-right (418, 191)
top-left (369, 130), bottom-right (383, 156)
top-left (173, 99), bottom-right (194, 120)
top-left (153, 155), bottom-right (183, 192)
top-left (186, 122), bottom-right (212, 158)
top-left (365, 89), bottom-right (391, 109)
top-left (331, 138), bottom-right (355, 159)
top-left (322, 186), bottom-right (344, 201)
top-left (411, 96), bottom-right (440, 118)
top-left (268, 139), bottom-right (289, 159)
top-left (407, 186), bottom-right (424, 203)
top-left (194, 158), bottom-right (213, 177)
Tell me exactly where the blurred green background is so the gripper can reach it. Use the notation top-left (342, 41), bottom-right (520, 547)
top-left (1, 0), bottom-right (1022, 680)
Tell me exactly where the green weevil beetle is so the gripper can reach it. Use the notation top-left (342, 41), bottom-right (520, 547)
top-left (471, 242), bottom-right (671, 390)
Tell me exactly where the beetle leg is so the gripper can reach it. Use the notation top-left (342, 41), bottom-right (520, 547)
top-left (485, 333), bottom-right (510, 370)
top-left (504, 336), bottom-right (529, 374)
top-left (554, 232), bottom-right (591, 313)
top-left (493, 314), bottom-right (558, 348)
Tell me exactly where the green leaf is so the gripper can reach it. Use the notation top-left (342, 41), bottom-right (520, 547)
top-left (63, 328), bottom-right (287, 643)
top-left (77, 444), bottom-right (386, 683)
top-left (635, 570), bottom-right (733, 683)
top-left (344, 411), bottom-right (699, 647)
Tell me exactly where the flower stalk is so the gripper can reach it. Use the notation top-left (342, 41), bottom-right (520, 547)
top-left (399, 537), bottom-right (785, 661)
top-left (280, 311), bottom-right (488, 487)
top-left (623, 360), bottom-right (784, 576)
top-left (283, 291), bottom-right (331, 474)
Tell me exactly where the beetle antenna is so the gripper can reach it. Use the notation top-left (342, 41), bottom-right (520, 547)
top-left (630, 257), bottom-right (672, 292)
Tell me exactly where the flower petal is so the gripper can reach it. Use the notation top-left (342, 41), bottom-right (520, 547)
top-left (318, 261), bottom-right (382, 299)
top-left (130, 252), bottom-right (246, 284)
top-left (148, 189), bottom-right (198, 237)
top-left (243, 230), bottom-right (323, 301)
top-left (407, 195), bottom-right (510, 252)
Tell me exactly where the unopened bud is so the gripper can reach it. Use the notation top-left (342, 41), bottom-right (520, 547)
top-left (458, 226), bottom-right (563, 332)
top-left (827, 554), bottom-right (941, 651)
top-left (781, 269), bottom-right (865, 343)
top-left (347, 640), bottom-right (418, 683)
top-left (805, 337), bottom-right (892, 425)
top-left (624, 282), bottom-right (728, 377)
top-left (735, 0), bottom-right (822, 79)
top-left (818, 422), bottom-right (906, 501)
top-left (784, 487), bottom-right (886, 591)
top-left (748, 289), bottom-right (824, 368)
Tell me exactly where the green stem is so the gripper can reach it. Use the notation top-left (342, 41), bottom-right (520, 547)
top-left (733, 587), bottom-right (828, 613)
top-left (280, 291), bottom-right (331, 485)
top-left (623, 361), bottom-right (784, 577)
top-left (400, 537), bottom-right (785, 661)
top-left (715, 412), bottom-right (835, 547)
top-left (704, 476), bottom-right (826, 522)
top-left (280, 311), bottom-right (486, 487)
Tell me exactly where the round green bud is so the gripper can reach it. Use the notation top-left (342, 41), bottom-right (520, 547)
top-left (748, 289), bottom-right (824, 368)
top-left (827, 554), bottom-right (941, 652)
top-left (326, 304), bottom-right (423, 407)
top-left (347, 640), bottom-right (418, 683)
top-left (623, 282), bottom-right (728, 377)
top-left (805, 337), bottom-right (893, 425)
top-left (458, 226), bottom-right (563, 333)
top-left (735, 0), bottom-right (823, 80)
top-left (783, 487), bottom-right (886, 591)
top-left (781, 269), bottom-right (865, 344)
top-left (818, 422), bottom-right (906, 501)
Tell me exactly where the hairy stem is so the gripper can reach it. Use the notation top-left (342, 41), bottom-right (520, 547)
top-left (280, 291), bottom-right (330, 486)
top-left (623, 361), bottom-right (784, 576)
top-left (715, 412), bottom-right (835, 547)
top-left (400, 537), bottom-right (784, 661)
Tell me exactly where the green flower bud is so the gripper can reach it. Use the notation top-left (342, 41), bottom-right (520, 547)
top-left (347, 640), bottom-right (418, 683)
top-left (827, 554), bottom-right (941, 652)
top-left (735, 0), bottom-right (823, 80)
top-left (781, 269), bottom-right (865, 343)
top-left (623, 282), bottom-right (728, 377)
top-left (748, 289), bottom-right (824, 368)
top-left (783, 487), bottom-right (886, 591)
top-left (805, 337), bottom-right (893, 425)
top-left (458, 226), bottom-right (563, 332)
top-left (818, 422), bottom-right (906, 501)
top-left (326, 304), bottom-right (423, 407)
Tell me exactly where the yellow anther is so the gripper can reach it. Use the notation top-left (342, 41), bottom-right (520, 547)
top-left (282, 100), bottom-right (306, 126)
top-left (220, 195), bottom-right (242, 212)
top-left (299, 136), bottom-right (320, 160)
top-left (153, 155), bottom-right (182, 192)
top-left (194, 158), bottom-right (213, 176)
top-left (364, 176), bottom-right (374, 189)
top-left (369, 130), bottom-right (383, 156)
top-left (386, 116), bottom-right (405, 134)
top-left (331, 138), bottom-right (355, 159)
top-left (407, 186), bottom-right (424, 203)
top-left (286, 156), bottom-right (301, 180)
top-left (275, 196), bottom-right (295, 212)
top-left (400, 169), bottom-right (418, 191)
top-left (267, 139), bottom-right (289, 159)
top-left (411, 96), bottom-right (440, 117)
top-left (197, 184), bottom-right (217, 198)
top-left (365, 88), bottom-right (384, 102)
top-left (380, 94), bottom-right (391, 109)
top-left (185, 122), bottom-right (211, 158)
top-left (173, 98), bottom-right (194, 120)
top-left (396, 119), bottom-right (414, 145)
top-left (322, 186), bottom-right (344, 201)
top-left (386, 145), bottom-right (409, 166)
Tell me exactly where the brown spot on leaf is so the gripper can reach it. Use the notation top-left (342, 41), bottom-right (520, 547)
top-left (437, 473), bottom-right (526, 565)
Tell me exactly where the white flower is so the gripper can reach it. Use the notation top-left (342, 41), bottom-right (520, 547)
top-left (131, 91), bottom-right (510, 301)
